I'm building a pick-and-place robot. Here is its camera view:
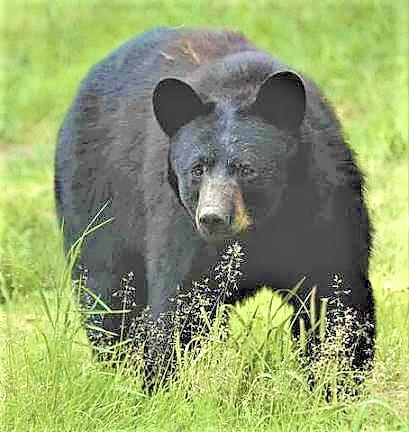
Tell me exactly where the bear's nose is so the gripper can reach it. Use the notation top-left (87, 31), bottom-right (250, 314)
top-left (199, 213), bottom-right (229, 232)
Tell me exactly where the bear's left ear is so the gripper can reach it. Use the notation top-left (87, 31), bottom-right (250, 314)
top-left (153, 78), bottom-right (210, 137)
top-left (251, 71), bottom-right (306, 131)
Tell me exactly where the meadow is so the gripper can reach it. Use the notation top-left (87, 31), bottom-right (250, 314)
top-left (1, 1), bottom-right (408, 431)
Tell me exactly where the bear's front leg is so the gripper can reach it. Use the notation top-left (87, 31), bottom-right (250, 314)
top-left (290, 271), bottom-right (376, 397)
top-left (141, 215), bottom-right (204, 389)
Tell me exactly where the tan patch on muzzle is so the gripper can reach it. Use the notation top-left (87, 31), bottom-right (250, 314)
top-left (231, 188), bottom-right (252, 233)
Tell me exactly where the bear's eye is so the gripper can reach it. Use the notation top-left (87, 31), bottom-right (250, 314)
top-left (191, 163), bottom-right (205, 179)
top-left (239, 164), bottom-right (256, 178)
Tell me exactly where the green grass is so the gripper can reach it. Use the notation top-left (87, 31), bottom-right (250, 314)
top-left (1, 0), bottom-right (408, 430)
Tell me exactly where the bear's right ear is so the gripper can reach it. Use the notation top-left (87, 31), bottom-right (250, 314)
top-left (153, 78), bottom-right (209, 137)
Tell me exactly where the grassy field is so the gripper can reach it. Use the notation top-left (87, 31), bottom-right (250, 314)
top-left (1, 1), bottom-right (408, 431)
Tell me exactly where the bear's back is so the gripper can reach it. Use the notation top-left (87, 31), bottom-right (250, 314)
top-left (67, 27), bottom-right (256, 109)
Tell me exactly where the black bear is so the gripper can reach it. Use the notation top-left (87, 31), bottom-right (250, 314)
top-left (55, 27), bottom-right (375, 387)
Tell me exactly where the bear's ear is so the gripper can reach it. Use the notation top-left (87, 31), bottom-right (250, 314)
top-left (153, 78), bottom-right (209, 137)
top-left (251, 71), bottom-right (306, 131)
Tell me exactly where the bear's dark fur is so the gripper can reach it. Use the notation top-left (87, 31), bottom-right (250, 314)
top-left (55, 27), bottom-right (375, 386)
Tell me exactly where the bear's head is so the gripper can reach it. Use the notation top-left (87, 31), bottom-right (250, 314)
top-left (152, 69), bottom-right (306, 244)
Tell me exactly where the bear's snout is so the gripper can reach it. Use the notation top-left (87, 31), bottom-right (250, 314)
top-left (195, 176), bottom-right (250, 241)
top-left (198, 211), bottom-right (231, 233)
